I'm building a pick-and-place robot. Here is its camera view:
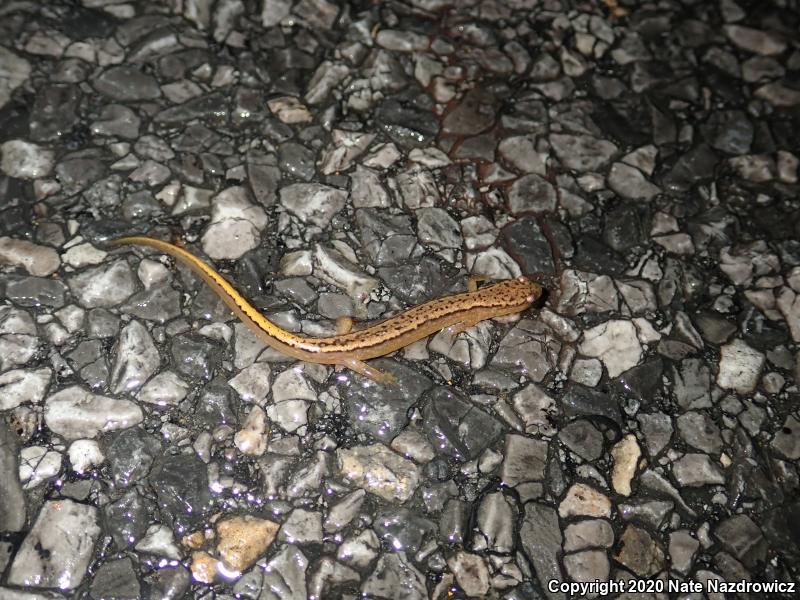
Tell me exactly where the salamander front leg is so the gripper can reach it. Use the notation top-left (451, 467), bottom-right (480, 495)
top-left (467, 275), bottom-right (490, 293)
top-left (341, 357), bottom-right (397, 386)
top-left (336, 316), bottom-right (354, 335)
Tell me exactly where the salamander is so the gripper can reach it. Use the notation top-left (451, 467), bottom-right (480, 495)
top-left (111, 236), bottom-right (543, 384)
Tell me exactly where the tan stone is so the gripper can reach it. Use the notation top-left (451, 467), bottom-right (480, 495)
top-left (216, 515), bottom-right (279, 572)
top-left (611, 434), bottom-right (642, 496)
top-left (558, 483), bottom-right (611, 519)
top-left (190, 551), bottom-right (218, 584)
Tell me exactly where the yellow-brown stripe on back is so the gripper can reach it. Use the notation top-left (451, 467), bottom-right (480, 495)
top-left (110, 236), bottom-right (306, 349)
top-left (304, 283), bottom-right (528, 354)
top-left (110, 236), bottom-right (541, 362)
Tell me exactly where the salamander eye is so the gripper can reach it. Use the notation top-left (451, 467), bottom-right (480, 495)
top-left (517, 276), bottom-right (528, 283)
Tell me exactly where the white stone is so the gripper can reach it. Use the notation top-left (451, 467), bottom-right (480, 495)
top-left (267, 95), bottom-right (312, 123)
top-left (466, 247), bottom-right (522, 280)
top-left (579, 320), bottom-right (643, 378)
top-left (0, 47), bottom-right (31, 108)
top-left (135, 524), bottom-right (182, 560)
top-left (777, 284), bottom-right (800, 342)
top-left (319, 130), bottom-right (376, 175)
top-left (44, 386), bottom-right (143, 440)
top-left (234, 405), bottom-right (269, 455)
top-left (111, 320), bottom-right (159, 394)
top-left (266, 399), bottom-right (309, 433)
top-left (313, 244), bottom-right (378, 315)
top-left (62, 242), bottom-right (107, 268)
top-left (280, 183), bottom-right (347, 228)
top-left (0, 237), bottom-right (60, 276)
top-left (272, 367), bottom-right (317, 402)
top-left (717, 338), bottom-right (765, 393)
top-left (337, 444), bottom-right (421, 503)
top-left (447, 552), bottom-right (490, 597)
top-left (19, 446), bottom-right (62, 489)
top-left (7, 499), bottom-right (100, 590)
top-left (68, 439), bottom-right (104, 474)
top-left (610, 434), bottom-right (641, 496)
top-left (228, 361), bottom-right (272, 403)
top-left (137, 370), bottom-right (189, 406)
top-left (1, 140), bottom-right (55, 179)
top-left (202, 186), bottom-right (267, 260)
top-left (68, 259), bottom-right (136, 308)
top-left (0, 367), bottom-right (51, 410)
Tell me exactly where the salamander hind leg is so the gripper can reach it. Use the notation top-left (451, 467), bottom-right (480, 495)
top-left (341, 357), bottom-right (397, 386)
top-left (444, 318), bottom-right (483, 338)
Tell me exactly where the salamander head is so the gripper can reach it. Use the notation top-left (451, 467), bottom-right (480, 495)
top-left (487, 276), bottom-right (544, 313)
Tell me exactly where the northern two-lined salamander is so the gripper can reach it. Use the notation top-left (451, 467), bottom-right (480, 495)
top-left (111, 236), bottom-right (543, 384)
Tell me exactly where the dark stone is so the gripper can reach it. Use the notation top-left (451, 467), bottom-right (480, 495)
top-left (60, 6), bottom-right (117, 39)
top-left (104, 427), bottom-right (162, 487)
top-left (714, 514), bottom-right (767, 568)
top-left (88, 308), bottom-right (120, 338)
top-left (439, 499), bottom-right (468, 544)
top-left (235, 247), bottom-right (281, 297)
top-left (594, 98), bottom-right (651, 147)
top-left (144, 565), bottom-right (191, 600)
top-left (571, 237), bottom-right (627, 276)
top-left (421, 386), bottom-right (505, 462)
top-left (103, 489), bottom-right (153, 548)
top-left (56, 156), bottom-right (106, 196)
top-left (761, 503), bottom-right (800, 563)
top-left (374, 91), bottom-right (440, 149)
top-left (603, 203), bottom-right (649, 252)
top-left (499, 217), bottom-right (555, 275)
top-left (150, 452), bottom-right (213, 530)
top-left (561, 383), bottom-right (622, 426)
top-left (558, 419), bottom-right (604, 461)
top-left (278, 141), bottom-right (315, 181)
top-left (356, 208), bottom-right (418, 267)
top-left (195, 376), bottom-right (237, 427)
top-left (373, 508), bottom-right (436, 555)
top-left (153, 92), bottom-right (228, 125)
top-left (66, 340), bottom-right (109, 389)
top-left (615, 358), bottom-right (663, 405)
top-left (0, 422), bottom-right (26, 531)
top-left (29, 84), bottom-right (82, 142)
top-left (121, 190), bottom-right (162, 221)
top-left (121, 285), bottom-right (181, 323)
top-left (89, 558), bottom-right (141, 600)
top-left (67, 340), bottom-right (104, 371)
top-left (94, 65), bottom-right (161, 101)
top-left (671, 358), bottom-right (712, 410)
top-left (702, 110), bottom-right (753, 155)
top-left (692, 312), bottom-right (737, 345)
top-left (442, 87), bottom-right (497, 136)
top-left (170, 333), bottom-right (222, 381)
top-left (157, 48), bottom-right (210, 80)
top-left (453, 132), bottom-right (497, 161)
top-left (247, 154), bottom-right (281, 208)
top-left (662, 144), bottom-right (719, 192)
top-left (340, 359), bottom-right (432, 440)
top-left (0, 101), bottom-right (31, 141)
top-left (544, 216), bottom-right (575, 260)
top-left (378, 257), bottom-right (460, 305)
top-left (614, 525), bottom-right (665, 576)
top-left (519, 503), bottom-right (565, 600)
top-left (5, 276), bottom-right (67, 308)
